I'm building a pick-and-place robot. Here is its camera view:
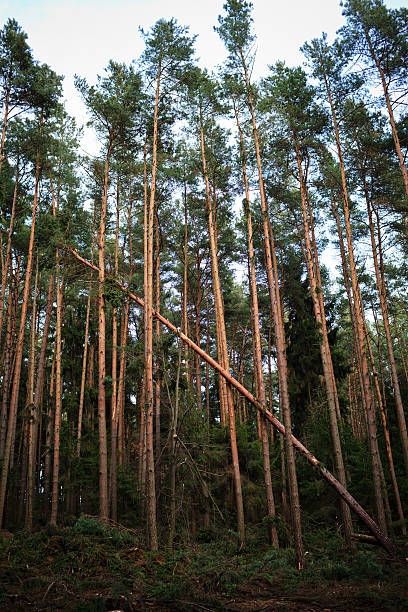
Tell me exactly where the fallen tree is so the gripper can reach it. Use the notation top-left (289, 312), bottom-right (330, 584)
top-left (65, 246), bottom-right (396, 556)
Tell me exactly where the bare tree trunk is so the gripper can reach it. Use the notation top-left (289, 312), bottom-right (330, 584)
top-left (145, 61), bottom-right (161, 547)
top-left (50, 266), bottom-right (63, 526)
top-left (233, 98), bottom-right (278, 547)
top-left (292, 135), bottom-right (353, 546)
top-left (154, 207), bottom-right (161, 472)
top-left (199, 106), bottom-right (245, 547)
top-left (43, 346), bottom-right (55, 519)
top-left (25, 259), bottom-right (39, 531)
top-left (239, 52), bottom-right (303, 566)
top-left (97, 140), bottom-right (113, 522)
top-left (0, 257), bottom-right (19, 458)
top-left (205, 290), bottom-right (211, 435)
top-left (358, 287), bottom-right (405, 534)
top-left (195, 247), bottom-right (203, 414)
top-left (321, 63), bottom-right (386, 533)
top-left (77, 204), bottom-right (96, 458)
top-left (169, 342), bottom-right (182, 549)
top-left (109, 180), bottom-right (120, 521)
top-left (0, 114), bottom-right (43, 529)
top-left (0, 159), bottom-right (18, 335)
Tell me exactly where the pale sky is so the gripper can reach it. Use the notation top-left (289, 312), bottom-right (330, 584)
top-left (0, 0), bottom-right (405, 154)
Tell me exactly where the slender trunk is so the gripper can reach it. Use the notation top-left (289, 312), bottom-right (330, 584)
top-left (195, 248), bottom-right (203, 414)
top-left (205, 290), bottom-right (211, 435)
top-left (183, 182), bottom-right (190, 386)
top-left (0, 114), bottom-right (43, 529)
top-left (50, 268), bottom-right (63, 526)
top-left (0, 158), bottom-right (18, 335)
top-left (116, 192), bottom-right (133, 467)
top-left (234, 98), bottom-right (278, 547)
top-left (145, 62), bottom-right (161, 547)
top-left (0, 257), bottom-right (18, 458)
top-left (199, 106), bottom-right (245, 546)
top-left (109, 181), bottom-right (120, 521)
top-left (77, 204), bottom-right (96, 457)
top-left (97, 139), bottom-right (113, 522)
top-left (25, 259), bottom-right (39, 531)
top-left (355, 139), bottom-right (408, 474)
top-left (321, 61), bottom-right (386, 531)
top-left (43, 347), bottom-right (55, 518)
top-left (240, 51), bottom-right (303, 566)
top-left (358, 286), bottom-right (405, 534)
top-left (292, 135), bottom-right (353, 546)
top-left (31, 273), bottom-right (54, 500)
top-left (154, 206), bottom-right (161, 469)
top-left (169, 342), bottom-right (182, 549)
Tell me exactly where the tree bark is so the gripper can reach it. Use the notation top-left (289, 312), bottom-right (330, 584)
top-left (320, 61), bottom-right (386, 533)
top-left (239, 52), bottom-right (303, 567)
top-left (0, 114), bottom-right (43, 529)
top-left (199, 106), bottom-right (245, 547)
top-left (50, 267), bottom-right (63, 526)
top-left (292, 135), bottom-right (353, 546)
top-left (233, 98), bottom-right (278, 547)
top-left (97, 139), bottom-right (113, 522)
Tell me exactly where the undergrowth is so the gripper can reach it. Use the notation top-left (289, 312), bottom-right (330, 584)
top-left (0, 518), bottom-right (407, 610)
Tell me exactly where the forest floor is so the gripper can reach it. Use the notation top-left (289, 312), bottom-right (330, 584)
top-left (1, 517), bottom-right (407, 611)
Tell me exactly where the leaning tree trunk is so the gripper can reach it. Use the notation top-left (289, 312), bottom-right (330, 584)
top-left (66, 245), bottom-right (396, 558)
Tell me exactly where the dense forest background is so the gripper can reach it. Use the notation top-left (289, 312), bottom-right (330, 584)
top-left (0, 1), bottom-right (408, 602)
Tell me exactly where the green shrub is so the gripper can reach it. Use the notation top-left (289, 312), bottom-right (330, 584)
top-left (74, 516), bottom-right (106, 537)
top-left (350, 551), bottom-right (383, 580)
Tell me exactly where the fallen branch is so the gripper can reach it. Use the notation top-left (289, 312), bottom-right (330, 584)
top-left (351, 533), bottom-right (379, 545)
top-left (64, 246), bottom-right (396, 556)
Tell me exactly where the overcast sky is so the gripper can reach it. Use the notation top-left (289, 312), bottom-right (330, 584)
top-left (0, 0), bottom-right (405, 154)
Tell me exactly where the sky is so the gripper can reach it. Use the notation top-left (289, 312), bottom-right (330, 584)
top-left (0, 0), bottom-right (405, 154)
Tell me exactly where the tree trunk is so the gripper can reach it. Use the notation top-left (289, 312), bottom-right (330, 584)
top-left (234, 98), bottom-right (278, 547)
top-left (0, 158), bottom-right (18, 335)
top-left (50, 268), bottom-right (63, 526)
top-left (0, 257), bottom-right (19, 459)
top-left (239, 51), bottom-right (303, 567)
top-left (321, 62), bottom-right (386, 532)
top-left (97, 139), bottom-right (113, 522)
top-left (144, 61), bottom-right (161, 548)
top-left (77, 204), bottom-right (96, 458)
top-left (199, 106), bottom-right (245, 547)
top-left (25, 259), bottom-right (39, 531)
top-left (292, 134), bottom-right (353, 546)
top-left (0, 114), bottom-right (43, 529)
